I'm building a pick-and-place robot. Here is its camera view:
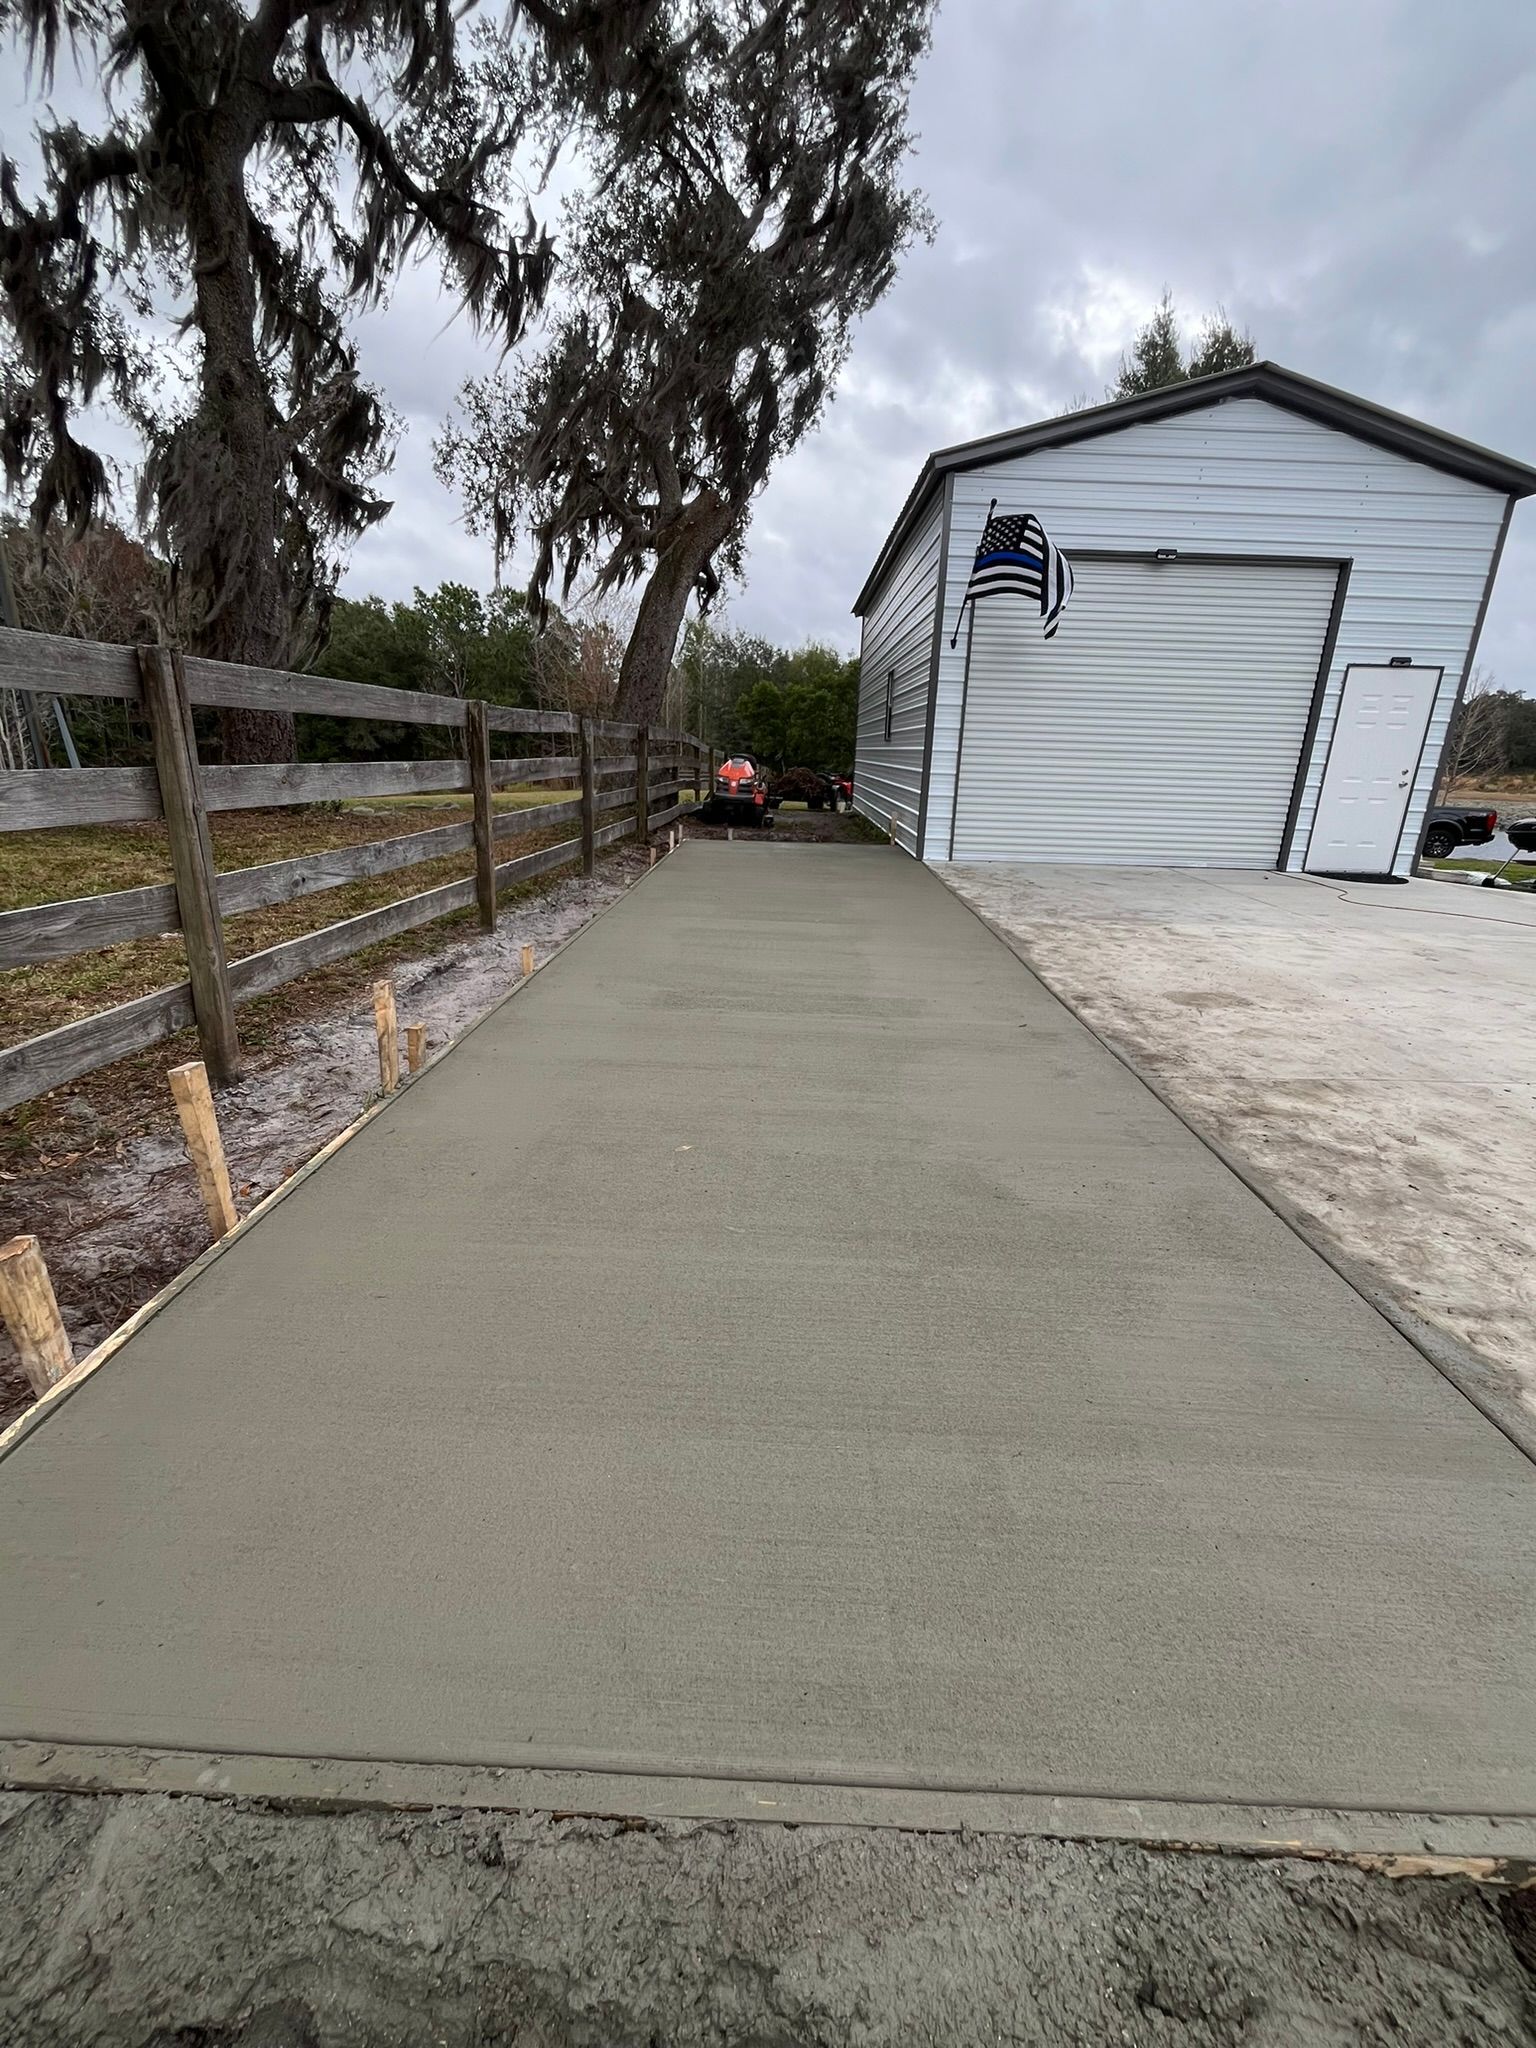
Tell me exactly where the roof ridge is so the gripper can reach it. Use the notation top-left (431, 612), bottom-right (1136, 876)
top-left (854, 363), bottom-right (1536, 617)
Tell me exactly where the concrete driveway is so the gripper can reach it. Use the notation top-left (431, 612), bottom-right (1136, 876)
top-left (940, 863), bottom-right (1536, 1424)
top-left (1, 844), bottom-right (1533, 1852)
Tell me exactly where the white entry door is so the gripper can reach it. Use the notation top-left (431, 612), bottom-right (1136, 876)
top-left (1305, 665), bottom-right (1441, 874)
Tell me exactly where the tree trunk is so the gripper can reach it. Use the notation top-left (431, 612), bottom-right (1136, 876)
top-left (613, 491), bottom-right (734, 724)
top-left (187, 141), bottom-right (295, 765)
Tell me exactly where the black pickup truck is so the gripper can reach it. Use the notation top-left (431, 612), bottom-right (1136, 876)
top-left (1422, 805), bottom-right (1498, 859)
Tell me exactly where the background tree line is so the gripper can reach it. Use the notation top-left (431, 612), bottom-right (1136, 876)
top-left (668, 620), bottom-right (859, 771)
top-left (3, 515), bottom-right (859, 773)
top-left (1439, 669), bottom-right (1536, 789)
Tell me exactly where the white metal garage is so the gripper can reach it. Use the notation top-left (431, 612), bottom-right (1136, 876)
top-left (852, 363), bottom-right (1536, 877)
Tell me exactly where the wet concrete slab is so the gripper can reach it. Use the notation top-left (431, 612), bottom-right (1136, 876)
top-left (1, 844), bottom-right (1532, 1838)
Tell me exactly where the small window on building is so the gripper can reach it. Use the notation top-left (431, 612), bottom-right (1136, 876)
top-left (884, 668), bottom-right (895, 742)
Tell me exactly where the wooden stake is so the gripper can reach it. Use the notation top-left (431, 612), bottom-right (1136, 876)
top-left (649, 846), bottom-right (657, 866)
top-left (168, 1059), bottom-right (238, 1239)
top-left (405, 1023), bottom-right (428, 1073)
top-left (520, 943), bottom-right (536, 977)
top-left (0, 1235), bottom-right (73, 1396)
top-left (373, 979), bottom-right (400, 1093)
top-left (466, 698), bottom-right (496, 932)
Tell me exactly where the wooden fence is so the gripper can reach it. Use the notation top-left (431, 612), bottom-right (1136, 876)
top-left (0, 627), bottom-right (716, 1113)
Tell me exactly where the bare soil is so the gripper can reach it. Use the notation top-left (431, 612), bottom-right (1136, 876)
top-left (687, 804), bottom-right (886, 844)
top-left (1, 1793), bottom-right (1532, 2047)
top-left (0, 842), bottom-right (653, 1425)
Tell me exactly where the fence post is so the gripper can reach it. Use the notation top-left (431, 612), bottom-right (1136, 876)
top-left (137, 645), bottom-right (242, 1086)
top-left (635, 724), bottom-right (651, 846)
top-left (467, 699), bottom-right (496, 931)
top-left (579, 717), bottom-right (596, 877)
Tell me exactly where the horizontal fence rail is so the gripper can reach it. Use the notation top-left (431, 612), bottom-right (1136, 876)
top-left (0, 627), bottom-right (697, 744)
top-left (0, 626), bottom-right (710, 1111)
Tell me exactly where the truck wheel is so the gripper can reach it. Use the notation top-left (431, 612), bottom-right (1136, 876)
top-left (1422, 825), bottom-right (1457, 859)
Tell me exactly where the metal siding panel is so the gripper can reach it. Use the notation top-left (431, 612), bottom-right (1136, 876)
top-left (952, 559), bottom-right (1338, 865)
top-left (855, 491), bottom-right (942, 852)
top-left (922, 399), bottom-right (1509, 873)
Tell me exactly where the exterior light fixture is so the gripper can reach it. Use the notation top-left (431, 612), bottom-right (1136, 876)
top-left (1154, 547), bottom-right (1179, 561)
top-left (1388, 655), bottom-right (1411, 667)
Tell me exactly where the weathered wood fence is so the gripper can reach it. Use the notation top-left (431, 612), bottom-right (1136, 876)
top-left (0, 626), bottom-right (715, 1113)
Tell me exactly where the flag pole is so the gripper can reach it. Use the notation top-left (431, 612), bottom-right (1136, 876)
top-left (949, 498), bottom-right (998, 649)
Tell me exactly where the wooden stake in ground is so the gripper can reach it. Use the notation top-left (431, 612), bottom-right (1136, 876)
top-left (168, 1059), bottom-right (238, 1240)
top-left (520, 943), bottom-right (536, 978)
top-left (373, 979), bottom-right (400, 1093)
top-left (0, 1235), bottom-right (73, 1397)
top-left (405, 1023), bottom-right (428, 1073)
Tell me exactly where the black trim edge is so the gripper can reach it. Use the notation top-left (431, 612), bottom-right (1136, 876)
top-left (913, 476), bottom-right (953, 863)
top-left (947, 602), bottom-right (977, 862)
top-left (1390, 665), bottom-right (1450, 872)
top-left (1410, 495), bottom-right (1516, 871)
top-left (1278, 559), bottom-right (1352, 870)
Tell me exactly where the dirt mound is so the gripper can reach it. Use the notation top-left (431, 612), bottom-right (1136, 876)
top-left (1, 1793), bottom-right (1530, 2047)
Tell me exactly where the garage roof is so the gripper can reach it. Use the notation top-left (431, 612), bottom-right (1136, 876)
top-left (853, 361), bottom-right (1536, 617)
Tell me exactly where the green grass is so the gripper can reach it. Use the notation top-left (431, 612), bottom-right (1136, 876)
top-left (344, 789), bottom-right (570, 813)
top-left (1435, 855), bottom-right (1536, 882)
top-left (839, 811), bottom-right (891, 845)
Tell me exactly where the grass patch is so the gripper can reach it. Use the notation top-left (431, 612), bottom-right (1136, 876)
top-left (0, 797), bottom-right (609, 1050)
top-left (347, 789), bottom-right (572, 813)
top-left (1435, 856), bottom-right (1536, 882)
top-left (840, 810), bottom-right (892, 845)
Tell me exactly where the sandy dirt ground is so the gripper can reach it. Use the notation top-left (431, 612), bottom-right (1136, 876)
top-left (2, 1793), bottom-right (1532, 2048)
top-left (686, 803), bottom-right (880, 844)
top-left (939, 863), bottom-right (1536, 1417)
top-left (0, 844), bottom-right (655, 1424)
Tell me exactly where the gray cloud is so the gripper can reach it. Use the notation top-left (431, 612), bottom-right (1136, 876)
top-left (684, 0), bottom-right (1535, 678)
top-left (6, 4), bottom-right (1534, 683)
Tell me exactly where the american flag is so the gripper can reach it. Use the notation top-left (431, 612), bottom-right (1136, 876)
top-left (959, 509), bottom-right (1074, 639)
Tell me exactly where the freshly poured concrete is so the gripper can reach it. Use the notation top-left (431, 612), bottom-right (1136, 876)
top-left (1, 843), bottom-right (1533, 1830)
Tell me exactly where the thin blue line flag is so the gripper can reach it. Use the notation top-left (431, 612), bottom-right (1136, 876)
top-left (952, 507), bottom-right (1074, 646)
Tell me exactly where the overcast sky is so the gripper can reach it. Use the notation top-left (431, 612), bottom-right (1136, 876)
top-left (6, 1), bottom-right (1535, 683)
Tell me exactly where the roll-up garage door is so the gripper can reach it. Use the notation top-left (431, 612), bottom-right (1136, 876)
top-left (949, 555), bottom-right (1338, 865)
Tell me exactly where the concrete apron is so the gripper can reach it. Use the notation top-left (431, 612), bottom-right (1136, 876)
top-left (1, 843), bottom-right (1533, 1864)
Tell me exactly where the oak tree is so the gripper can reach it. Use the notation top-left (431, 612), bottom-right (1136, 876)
top-left (436, 0), bottom-right (933, 724)
top-left (0, 1), bottom-right (671, 759)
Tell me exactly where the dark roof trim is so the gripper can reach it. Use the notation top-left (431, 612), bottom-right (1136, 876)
top-left (852, 360), bottom-right (1536, 616)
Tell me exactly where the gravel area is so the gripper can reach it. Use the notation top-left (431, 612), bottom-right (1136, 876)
top-left (2, 1794), bottom-right (1532, 2047)
top-left (939, 863), bottom-right (1536, 1418)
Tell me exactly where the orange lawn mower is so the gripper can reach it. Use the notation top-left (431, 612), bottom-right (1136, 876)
top-left (702, 754), bottom-right (772, 827)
